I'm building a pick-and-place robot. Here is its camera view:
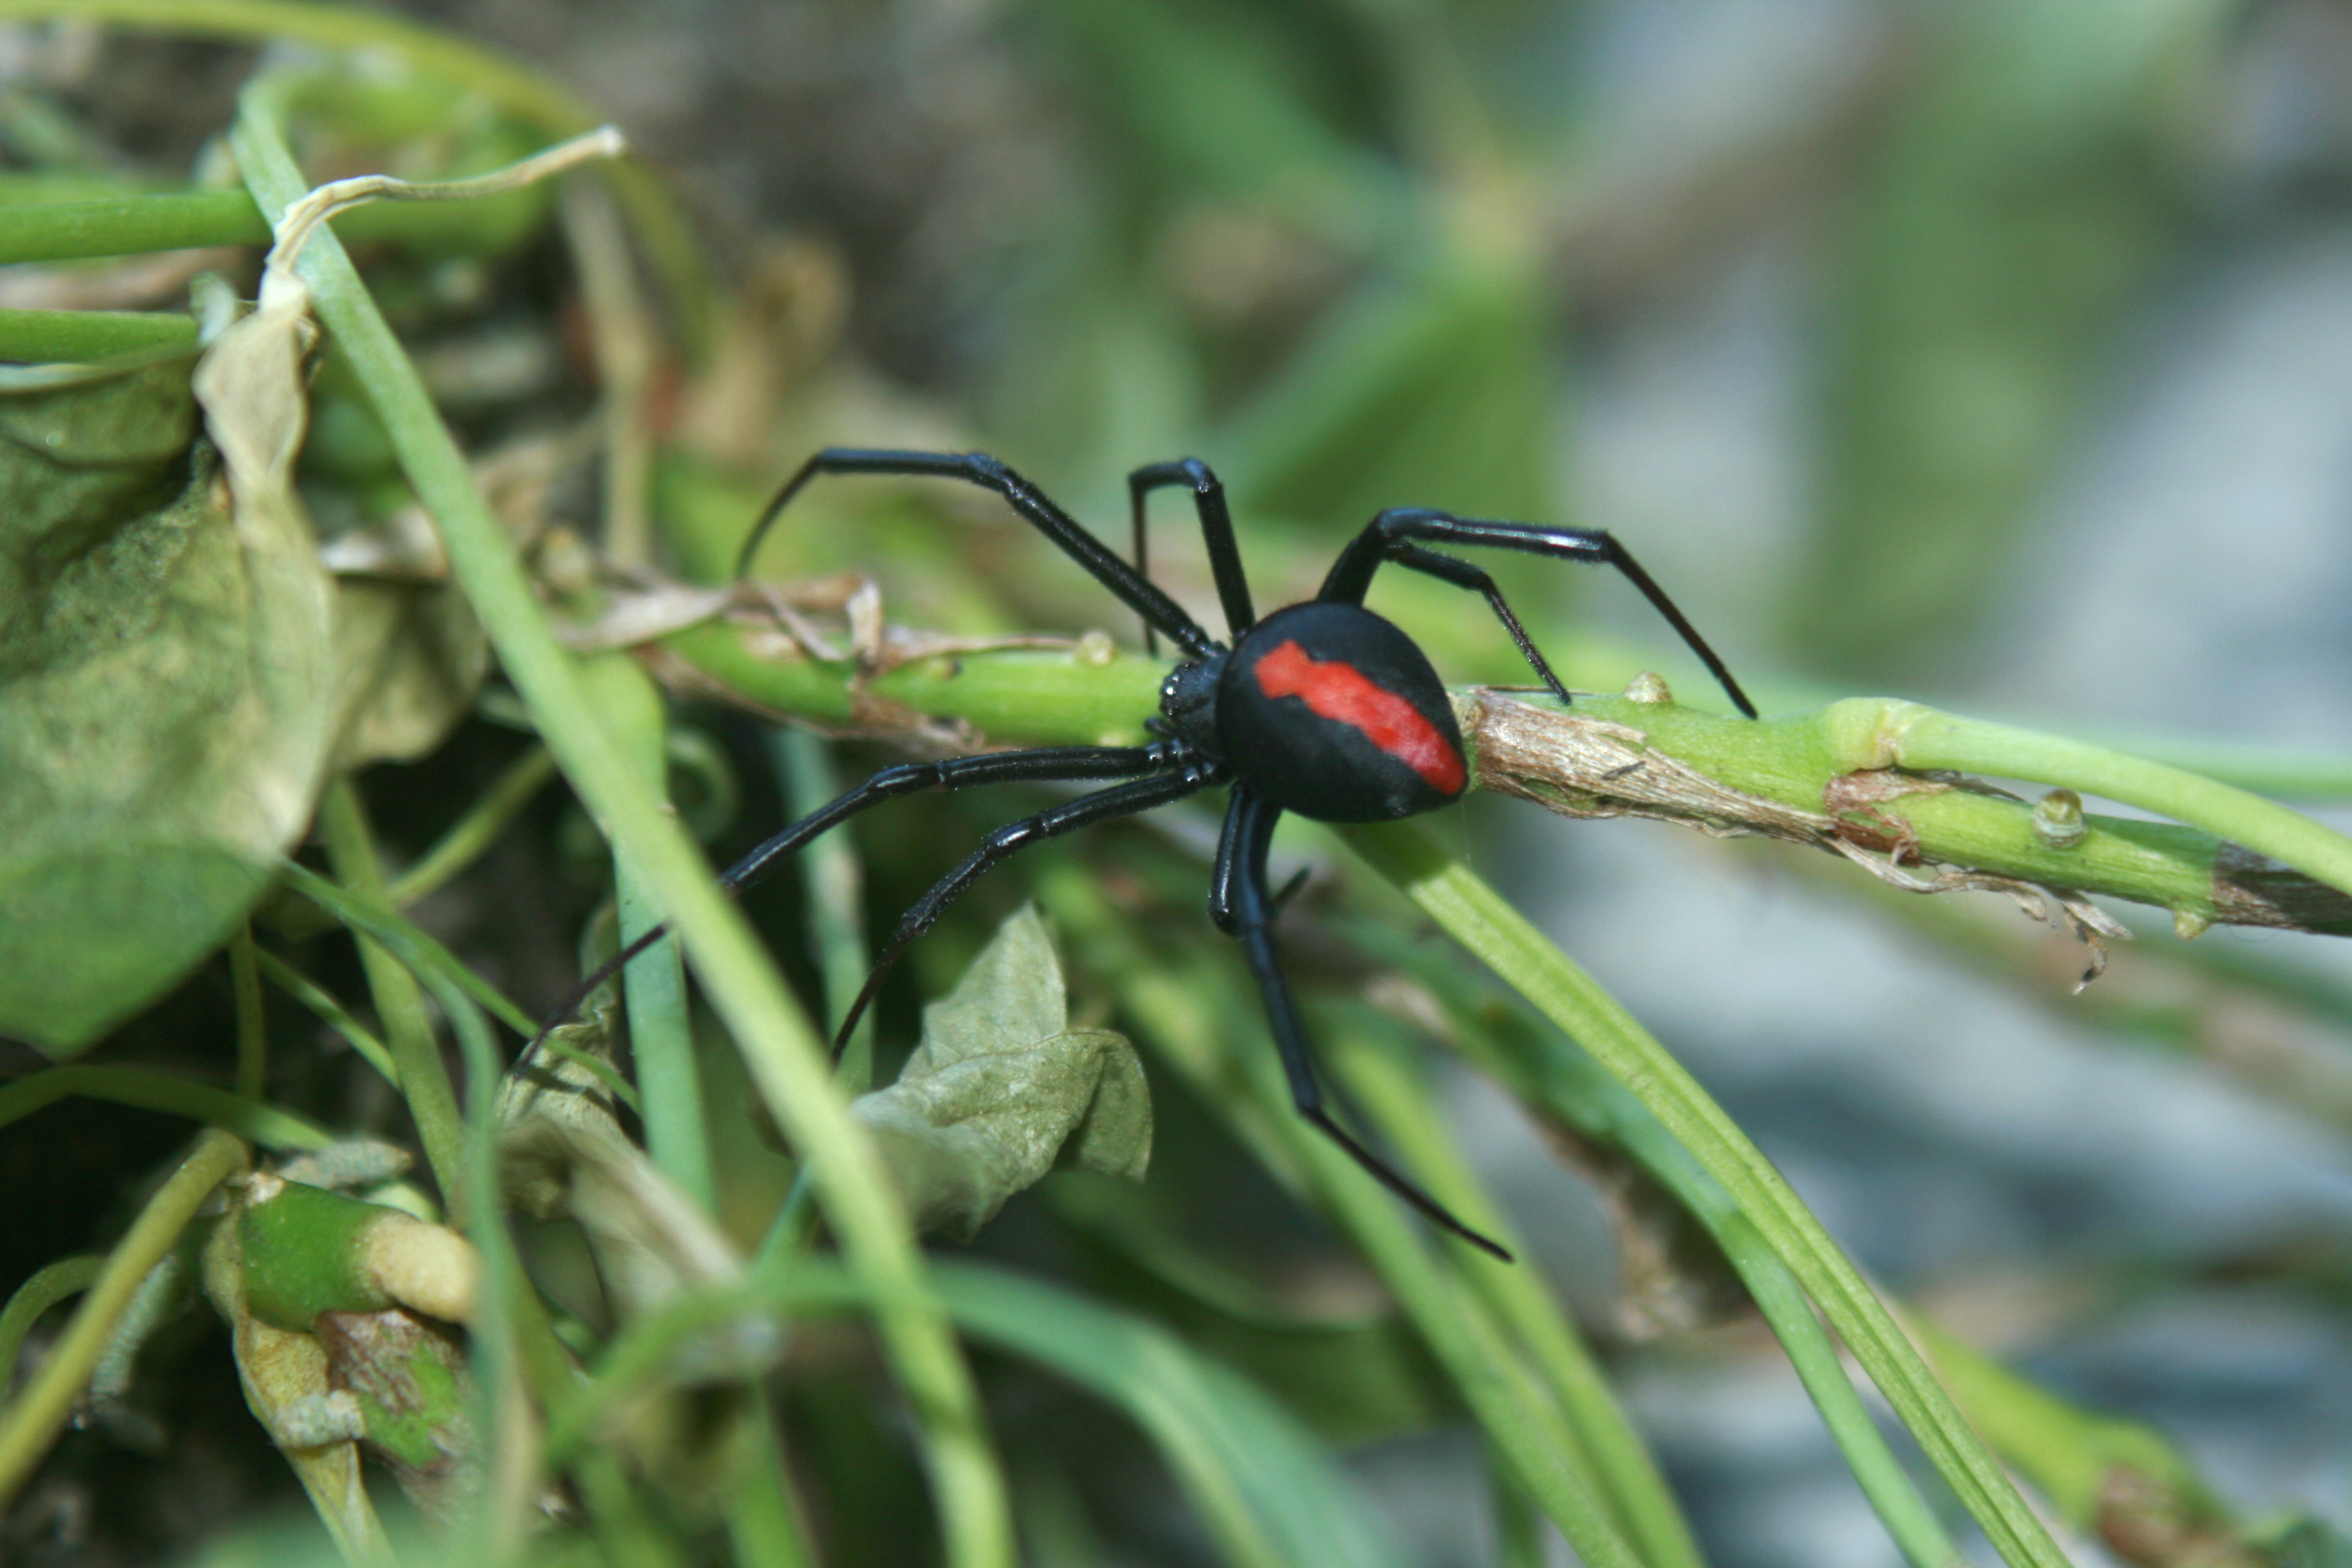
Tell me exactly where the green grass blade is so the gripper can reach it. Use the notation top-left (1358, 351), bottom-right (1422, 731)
top-left (1346, 822), bottom-right (2071, 1568)
top-left (227, 79), bottom-right (1013, 1567)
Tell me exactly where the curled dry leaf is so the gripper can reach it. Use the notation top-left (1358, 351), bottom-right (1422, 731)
top-left (852, 903), bottom-right (1152, 1241)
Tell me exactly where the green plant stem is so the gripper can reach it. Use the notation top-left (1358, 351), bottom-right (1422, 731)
top-left (252, 948), bottom-right (401, 1088)
top-left (318, 780), bottom-right (471, 1203)
top-left (0, 307), bottom-right (196, 361)
top-left (773, 728), bottom-right (874, 1091)
top-left (1036, 866), bottom-right (1645, 1568)
top-left (1484, 693), bottom-right (2351, 936)
top-left (725, 1393), bottom-right (821, 1568)
top-left (1345, 822), bottom-right (2071, 1568)
top-left (229, 81), bottom-right (1012, 1568)
top-left (1907, 1313), bottom-right (2223, 1537)
top-left (0, 1064), bottom-right (330, 1149)
top-left (0, 0), bottom-right (707, 347)
top-left (1338, 904), bottom-right (1971, 1568)
top-left (666, 618), bottom-right (2352, 936)
top-left (0, 1257), bottom-right (105, 1394)
top-left (1490, 1449), bottom-right (1548, 1568)
top-left (1329, 1022), bottom-right (1702, 1568)
top-left (0, 189), bottom-right (267, 262)
top-left (286, 862), bottom-right (537, 1038)
top-left (1820, 697), bottom-right (2352, 898)
top-left (587, 654), bottom-right (714, 1210)
top-left (229, 922), bottom-right (266, 1102)
top-left (0, 1129), bottom-right (247, 1504)
top-left (666, 619), bottom-right (1162, 747)
top-left (384, 743), bottom-right (559, 908)
top-left (422, 952), bottom-right (543, 1555)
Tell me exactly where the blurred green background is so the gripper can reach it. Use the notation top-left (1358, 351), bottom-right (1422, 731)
top-left (10, 1), bottom-right (2352, 1564)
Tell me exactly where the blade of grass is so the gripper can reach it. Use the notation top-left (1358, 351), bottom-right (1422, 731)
top-left (0, 0), bottom-right (707, 347)
top-left (583, 654), bottom-right (712, 1210)
top-left (773, 727), bottom-right (875, 1093)
top-left (1346, 822), bottom-right (2073, 1568)
top-left (384, 743), bottom-right (558, 908)
top-left (1035, 863), bottom-right (1650, 1568)
top-left (557, 1261), bottom-right (1413, 1568)
top-left (251, 948), bottom-right (400, 1088)
top-left (403, 944), bottom-right (543, 1557)
top-left (227, 80), bottom-right (1013, 1568)
top-left (284, 862), bottom-right (537, 1040)
top-left (0, 1065), bottom-right (332, 1150)
top-left (0, 1129), bottom-right (248, 1504)
top-left (1341, 913), bottom-right (1965, 1568)
top-left (317, 779), bottom-right (470, 1202)
top-left (1322, 1008), bottom-right (1705, 1568)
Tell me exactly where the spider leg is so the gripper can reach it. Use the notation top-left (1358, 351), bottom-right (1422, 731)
top-left (525, 743), bottom-right (1189, 1054)
top-left (833, 763), bottom-right (1223, 1048)
top-left (1128, 457), bottom-right (1256, 655)
top-left (1206, 786), bottom-right (1305, 935)
top-left (1207, 788), bottom-right (1248, 934)
top-left (1226, 791), bottom-right (1514, 1262)
top-left (736, 448), bottom-right (1221, 661)
top-left (1319, 508), bottom-right (1757, 719)
top-left (1385, 543), bottom-right (1573, 703)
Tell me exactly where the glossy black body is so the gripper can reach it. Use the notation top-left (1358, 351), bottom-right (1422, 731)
top-left (547, 449), bottom-right (1759, 1261)
top-left (1209, 603), bottom-right (1463, 823)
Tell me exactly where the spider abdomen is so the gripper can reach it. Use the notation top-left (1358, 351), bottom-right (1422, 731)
top-left (1216, 601), bottom-right (1466, 823)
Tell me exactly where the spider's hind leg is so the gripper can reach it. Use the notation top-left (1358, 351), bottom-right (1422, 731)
top-left (1224, 791), bottom-right (1514, 1263)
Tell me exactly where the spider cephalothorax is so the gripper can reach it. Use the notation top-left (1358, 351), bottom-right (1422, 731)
top-left (546, 448), bottom-right (1757, 1259)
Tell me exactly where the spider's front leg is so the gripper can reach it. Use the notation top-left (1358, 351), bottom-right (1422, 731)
top-left (523, 743), bottom-right (1189, 1057)
top-left (1128, 457), bottom-right (1256, 652)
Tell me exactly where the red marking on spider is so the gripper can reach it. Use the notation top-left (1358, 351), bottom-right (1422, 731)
top-left (1253, 640), bottom-right (1465, 795)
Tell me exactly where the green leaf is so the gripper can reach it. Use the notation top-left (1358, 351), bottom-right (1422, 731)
top-left (0, 359), bottom-right (336, 1052)
top-left (852, 904), bottom-right (1152, 1241)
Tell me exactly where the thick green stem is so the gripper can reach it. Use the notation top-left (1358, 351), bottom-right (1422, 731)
top-left (0, 307), bottom-right (197, 361)
top-left (1820, 698), bottom-right (2352, 900)
top-left (0, 0), bottom-right (707, 348)
top-left (228, 82), bottom-right (1011, 1568)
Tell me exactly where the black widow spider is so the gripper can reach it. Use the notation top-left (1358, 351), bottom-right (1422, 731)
top-left (556, 449), bottom-right (1757, 1262)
